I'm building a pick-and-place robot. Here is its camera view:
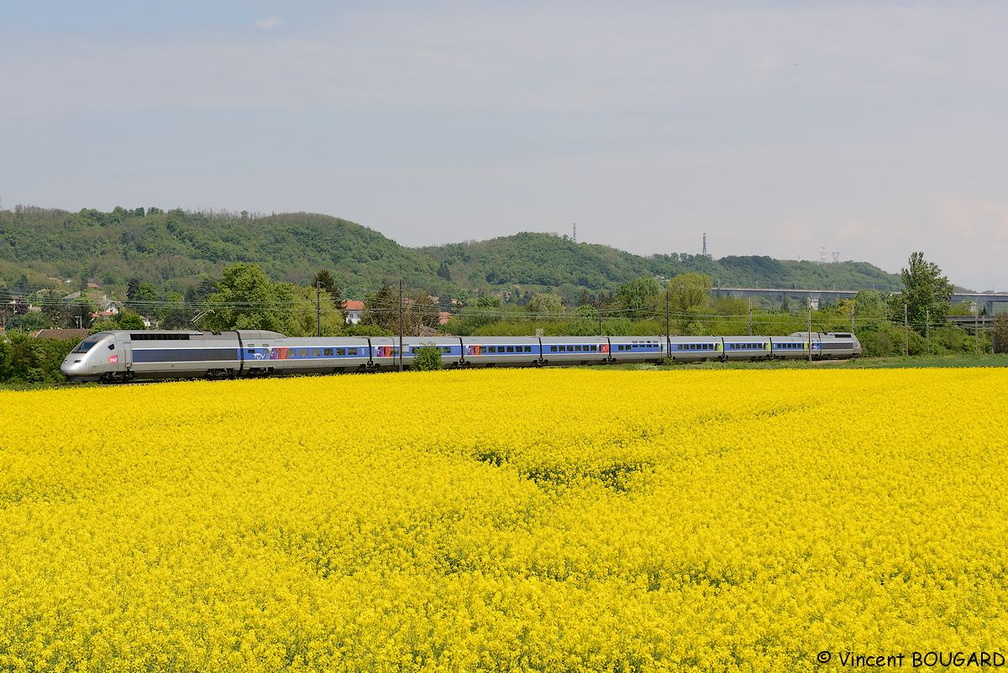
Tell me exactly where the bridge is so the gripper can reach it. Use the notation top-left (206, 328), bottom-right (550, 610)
top-left (713, 287), bottom-right (1008, 316)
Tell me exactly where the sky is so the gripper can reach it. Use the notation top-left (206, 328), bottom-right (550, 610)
top-left (2, 1), bottom-right (1007, 291)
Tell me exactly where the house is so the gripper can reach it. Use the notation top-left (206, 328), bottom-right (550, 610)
top-left (90, 297), bottom-right (123, 322)
top-left (33, 328), bottom-right (90, 341)
top-left (345, 300), bottom-right (365, 325)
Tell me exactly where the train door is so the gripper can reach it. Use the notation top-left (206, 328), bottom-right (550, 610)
top-left (111, 333), bottom-right (132, 375)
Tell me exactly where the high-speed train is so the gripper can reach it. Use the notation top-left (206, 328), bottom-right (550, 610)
top-left (61, 330), bottom-right (861, 382)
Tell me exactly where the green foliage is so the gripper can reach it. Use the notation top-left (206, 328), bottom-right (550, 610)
top-left (1, 207), bottom-right (905, 306)
top-left (666, 272), bottom-right (713, 333)
top-left (412, 345), bottom-right (443, 371)
top-left (896, 252), bottom-right (954, 333)
top-left (668, 273), bottom-right (712, 313)
top-left (202, 263), bottom-right (292, 333)
top-left (313, 269), bottom-right (346, 323)
top-left (89, 310), bottom-right (147, 334)
top-left (442, 296), bottom-right (511, 335)
top-left (362, 285), bottom-right (438, 336)
top-left (994, 314), bottom-right (1008, 354)
top-left (527, 292), bottom-right (563, 319)
top-left (0, 334), bottom-right (74, 383)
top-left (616, 276), bottom-right (662, 320)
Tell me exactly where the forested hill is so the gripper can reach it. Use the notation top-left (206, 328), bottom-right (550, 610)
top-left (0, 206), bottom-right (902, 300)
top-left (423, 233), bottom-right (901, 294)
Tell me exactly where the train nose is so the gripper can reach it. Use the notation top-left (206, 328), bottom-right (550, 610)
top-left (61, 355), bottom-right (93, 380)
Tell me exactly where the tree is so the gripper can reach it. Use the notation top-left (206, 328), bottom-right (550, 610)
top-left (202, 263), bottom-right (291, 332)
top-left (616, 276), bottom-right (661, 320)
top-left (126, 277), bottom-right (141, 300)
top-left (312, 269), bottom-right (346, 327)
top-left (0, 333), bottom-right (74, 383)
top-left (160, 291), bottom-right (190, 329)
top-left (527, 292), bottom-right (563, 319)
top-left (666, 272), bottom-right (712, 333)
top-left (125, 281), bottom-right (158, 316)
top-left (362, 284), bottom-right (400, 333)
top-left (897, 252), bottom-right (953, 334)
top-left (89, 310), bottom-right (147, 334)
top-left (412, 345), bottom-right (443, 371)
top-left (436, 261), bottom-right (452, 282)
top-left (853, 290), bottom-right (889, 328)
top-left (993, 313), bottom-right (1008, 354)
top-left (361, 285), bottom-right (438, 336)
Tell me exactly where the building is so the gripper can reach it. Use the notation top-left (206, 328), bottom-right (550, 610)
top-left (32, 328), bottom-right (90, 341)
top-left (345, 300), bottom-right (365, 325)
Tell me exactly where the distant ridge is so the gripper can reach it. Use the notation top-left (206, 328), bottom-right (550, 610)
top-left (0, 206), bottom-right (903, 300)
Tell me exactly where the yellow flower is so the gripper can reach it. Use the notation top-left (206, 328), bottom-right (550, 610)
top-left (1, 368), bottom-right (1007, 671)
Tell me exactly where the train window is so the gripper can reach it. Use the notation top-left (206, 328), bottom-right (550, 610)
top-left (312, 349), bottom-right (321, 357)
top-left (324, 348), bottom-right (333, 356)
top-left (72, 338), bottom-right (103, 354)
top-left (349, 348), bottom-right (357, 356)
top-left (506, 346), bottom-right (513, 353)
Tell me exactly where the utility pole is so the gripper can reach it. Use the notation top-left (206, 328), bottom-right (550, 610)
top-left (316, 280), bottom-right (322, 337)
top-left (807, 299), bottom-right (813, 363)
top-left (925, 308), bottom-right (930, 356)
top-left (850, 302), bottom-right (855, 334)
top-left (748, 297), bottom-right (753, 336)
top-left (398, 279), bottom-right (404, 372)
top-left (904, 303), bottom-right (909, 357)
top-left (665, 287), bottom-right (670, 345)
top-left (974, 302), bottom-right (979, 355)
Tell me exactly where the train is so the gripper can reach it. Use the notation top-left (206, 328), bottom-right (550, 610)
top-left (60, 330), bottom-right (861, 382)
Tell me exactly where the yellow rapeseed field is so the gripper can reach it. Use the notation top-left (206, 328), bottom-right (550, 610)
top-left (2, 368), bottom-right (1007, 672)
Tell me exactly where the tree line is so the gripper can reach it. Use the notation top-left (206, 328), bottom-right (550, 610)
top-left (2, 252), bottom-right (1007, 384)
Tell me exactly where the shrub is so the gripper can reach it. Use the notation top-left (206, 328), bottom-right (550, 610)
top-left (412, 345), bottom-right (443, 371)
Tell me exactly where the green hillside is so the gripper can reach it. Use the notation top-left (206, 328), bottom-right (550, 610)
top-left (0, 206), bottom-right (902, 302)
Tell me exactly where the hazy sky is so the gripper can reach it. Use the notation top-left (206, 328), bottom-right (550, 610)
top-left (3, 1), bottom-right (1006, 290)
